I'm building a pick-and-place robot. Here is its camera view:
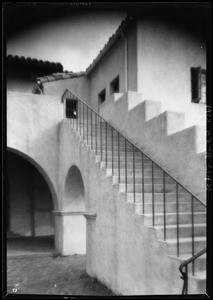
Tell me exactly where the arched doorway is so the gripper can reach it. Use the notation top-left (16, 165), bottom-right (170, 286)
top-left (62, 165), bottom-right (86, 255)
top-left (7, 150), bottom-right (56, 255)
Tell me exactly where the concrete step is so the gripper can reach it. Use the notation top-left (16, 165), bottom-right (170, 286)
top-left (96, 155), bottom-right (151, 164)
top-left (145, 110), bottom-right (185, 136)
top-left (88, 143), bottom-right (139, 152)
top-left (126, 192), bottom-right (192, 203)
top-left (118, 183), bottom-right (184, 193)
top-left (73, 121), bottom-right (114, 128)
top-left (113, 169), bottom-right (166, 177)
top-left (101, 161), bottom-right (161, 170)
top-left (80, 130), bottom-right (126, 138)
top-left (154, 223), bottom-right (206, 239)
top-left (187, 271), bottom-right (206, 294)
top-left (169, 253), bottom-right (206, 274)
top-left (95, 150), bottom-right (151, 161)
top-left (161, 236), bottom-right (206, 256)
top-left (141, 212), bottom-right (206, 226)
top-left (86, 136), bottom-right (136, 144)
top-left (80, 128), bottom-right (122, 135)
top-left (135, 202), bottom-right (206, 214)
top-left (168, 125), bottom-right (206, 154)
top-left (93, 151), bottom-right (151, 161)
top-left (80, 135), bottom-right (125, 143)
top-left (113, 176), bottom-right (174, 184)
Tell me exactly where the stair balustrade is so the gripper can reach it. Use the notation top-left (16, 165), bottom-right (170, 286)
top-left (61, 89), bottom-right (207, 294)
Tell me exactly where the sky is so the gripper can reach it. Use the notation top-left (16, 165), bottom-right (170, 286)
top-left (7, 10), bottom-right (127, 72)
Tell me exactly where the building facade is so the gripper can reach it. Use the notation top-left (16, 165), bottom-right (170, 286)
top-left (6, 13), bottom-right (207, 295)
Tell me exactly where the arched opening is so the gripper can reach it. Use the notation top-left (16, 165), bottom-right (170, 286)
top-left (7, 149), bottom-right (56, 255)
top-left (63, 165), bottom-right (86, 254)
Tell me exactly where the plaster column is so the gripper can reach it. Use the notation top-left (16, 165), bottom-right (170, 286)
top-left (83, 213), bottom-right (97, 277)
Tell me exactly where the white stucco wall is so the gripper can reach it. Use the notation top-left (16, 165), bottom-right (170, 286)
top-left (126, 22), bottom-right (138, 92)
top-left (137, 19), bottom-right (206, 126)
top-left (100, 92), bottom-right (206, 204)
top-left (87, 23), bottom-right (138, 112)
top-left (7, 91), bottom-right (63, 210)
top-left (88, 37), bottom-right (126, 111)
top-left (57, 120), bottom-right (188, 295)
top-left (43, 76), bottom-right (90, 102)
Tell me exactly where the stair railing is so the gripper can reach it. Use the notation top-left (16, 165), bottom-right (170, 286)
top-left (179, 248), bottom-right (206, 294)
top-left (61, 89), bottom-right (206, 293)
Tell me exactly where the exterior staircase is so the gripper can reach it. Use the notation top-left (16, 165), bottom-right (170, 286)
top-left (62, 90), bottom-right (206, 295)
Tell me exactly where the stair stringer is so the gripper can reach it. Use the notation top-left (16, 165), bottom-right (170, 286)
top-left (99, 91), bottom-right (206, 203)
top-left (61, 121), bottom-right (193, 295)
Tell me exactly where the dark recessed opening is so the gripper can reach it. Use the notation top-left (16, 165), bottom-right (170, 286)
top-left (110, 75), bottom-right (119, 94)
top-left (66, 99), bottom-right (78, 118)
top-left (191, 67), bottom-right (206, 104)
top-left (98, 88), bottom-right (106, 104)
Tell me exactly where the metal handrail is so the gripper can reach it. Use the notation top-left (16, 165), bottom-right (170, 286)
top-left (61, 89), bottom-right (206, 208)
top-left (179, 248), bottom-right (206, 295)
top-left (62, 89), bottom-right (207, 294)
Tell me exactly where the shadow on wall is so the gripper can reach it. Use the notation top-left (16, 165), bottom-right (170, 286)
top-left (64, 165), bottom-right (85, 212)
top-left (7, 147), bottom-right (59, 211)
top-left (7, 149), bottom-right (55, 237)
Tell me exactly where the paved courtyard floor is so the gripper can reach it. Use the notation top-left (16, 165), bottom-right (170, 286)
top-left (7, 237), bottom-right (115, 296)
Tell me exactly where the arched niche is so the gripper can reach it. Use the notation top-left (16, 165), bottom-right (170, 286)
top-left (64, 165), bottom-right (85, 212)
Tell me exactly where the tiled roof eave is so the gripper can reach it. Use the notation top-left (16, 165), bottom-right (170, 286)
top-left (6, 54), bottom-right (63, 72)
top-left (37, 71), bottom-right (86, 83)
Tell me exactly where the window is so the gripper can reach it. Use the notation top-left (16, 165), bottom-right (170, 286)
top-left (66, 99), bottom-right (77, 119)
top-left (110, 75), bottom-right (119, 94)
top-left (191, 67), bottom-right (206, 103)
top-left (98, 88), bottom-right (106, 104)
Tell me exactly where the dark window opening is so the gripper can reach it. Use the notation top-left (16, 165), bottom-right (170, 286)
top-left (110, 76), bottom-right (119, 94)
top-left (98, 89), bottom-right (106, 104)
top-left (191, 67), bottom-right (206, 104)
top-left (66, 99), bottom-right (78, 118)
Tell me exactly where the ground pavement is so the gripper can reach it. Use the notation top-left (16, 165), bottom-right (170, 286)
top-left (6, 237), bottom-right (115, 296)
